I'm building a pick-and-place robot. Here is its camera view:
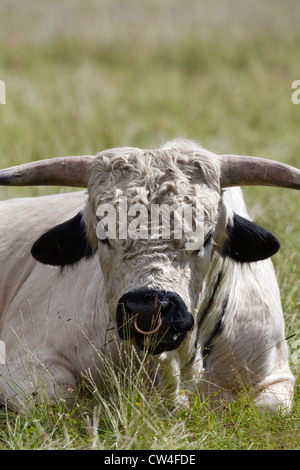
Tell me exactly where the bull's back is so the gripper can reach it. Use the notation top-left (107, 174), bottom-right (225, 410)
top-left (0, 191), bottom-right (87, 319)
top-left (0, 191), bottom-right (86, 255)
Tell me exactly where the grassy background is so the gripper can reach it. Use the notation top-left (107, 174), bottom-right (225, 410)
top-left (0, 0), bottom-right (299, 450)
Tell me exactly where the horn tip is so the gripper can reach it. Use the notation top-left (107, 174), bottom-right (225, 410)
top-left (0, 169), bottom-right (19, 186)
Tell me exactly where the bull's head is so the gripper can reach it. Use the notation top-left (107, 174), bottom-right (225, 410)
top-left (1, 140), bottom-right (299, 355)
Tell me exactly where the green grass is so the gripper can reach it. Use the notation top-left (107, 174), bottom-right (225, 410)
top-left (0, 0), bottom-right (299, 450)
top-left (0, 348), bottom-right (299, 450)
top-left (0, 359), bottom-right (299, 450)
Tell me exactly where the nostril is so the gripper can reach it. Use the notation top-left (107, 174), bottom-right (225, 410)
top-left (126, 297), bottom-right (169, 316)
top-left (126, 300), bottom-right (156, 316)
top-left (158, 299), bottom-right (169, 310)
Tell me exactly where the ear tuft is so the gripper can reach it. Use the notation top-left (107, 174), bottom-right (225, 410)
top-left (222, 213), bottom-right (280, 263)
top-left (31, 211), bottom-right (95, 266)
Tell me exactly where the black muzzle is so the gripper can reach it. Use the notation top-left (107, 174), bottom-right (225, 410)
top-left (116, 288), bottom-right (194, 355)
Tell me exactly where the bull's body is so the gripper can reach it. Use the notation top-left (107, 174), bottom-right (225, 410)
top-left (0, 192), bottom-right (114, 404)
top-left (0, 181), bottom-right (294, 411)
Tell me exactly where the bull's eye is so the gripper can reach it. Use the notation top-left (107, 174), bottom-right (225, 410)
top-left (95, 219), bottom-right (111, 247)
top-left (204, 231), bottom-right (213, 247)
top-left (100, 237), bottom-right (111, 247)
top-left (195, 229), bottom-right (213, 254)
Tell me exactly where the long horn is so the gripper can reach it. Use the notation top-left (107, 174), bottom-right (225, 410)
top-left (220, 154), bottom-right (300, 190)
top-left (0, 155), bottom-right (94, 188)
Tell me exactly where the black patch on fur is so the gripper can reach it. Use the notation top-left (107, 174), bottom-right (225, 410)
top-left (31, 211), bottom-right (95, 266)
top-left (202, 293), bottom-right (229, 368)
top-left (197, 271), bottom-right (223, 330)
top-left (186, 271), bottom-right (223, 369)
top-left (222, 213), bottom-right (280, 263)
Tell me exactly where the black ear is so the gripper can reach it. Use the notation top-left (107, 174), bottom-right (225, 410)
top-left (222, 213), bottom-right (280, 263)
top-left (31, 211), bottom-right (95, 266)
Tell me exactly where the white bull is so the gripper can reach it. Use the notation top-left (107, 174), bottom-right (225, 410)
top-left (0, 139), bottom-right (299, 412)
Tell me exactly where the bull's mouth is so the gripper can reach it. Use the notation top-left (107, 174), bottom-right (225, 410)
top-left (133, 327), bottom-right (187, 355)
top-left (118, 311), bottom-right (190, 355)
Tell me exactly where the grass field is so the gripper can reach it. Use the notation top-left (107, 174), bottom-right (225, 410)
top-left (0, 0), bottom-right (299, 450)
